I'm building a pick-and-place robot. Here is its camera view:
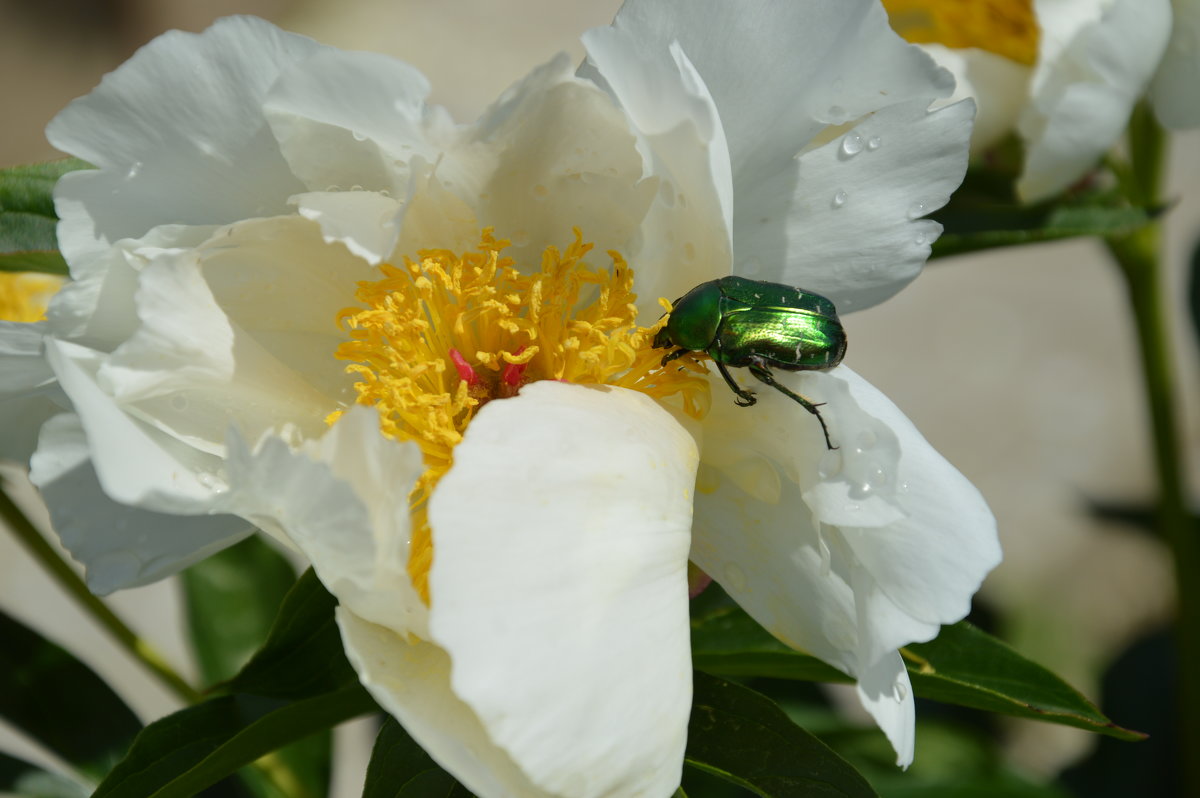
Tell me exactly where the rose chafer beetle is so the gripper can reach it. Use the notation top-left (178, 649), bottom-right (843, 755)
top-left (654, 276), bottom-right (847, 449)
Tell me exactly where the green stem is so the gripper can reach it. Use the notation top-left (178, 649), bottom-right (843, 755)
top-left (0, 481), bottom-right (203, 704)
top-left (1106, 110), bottom-right (1198, 795)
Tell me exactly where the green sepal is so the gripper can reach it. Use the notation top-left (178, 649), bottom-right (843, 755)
top-left (0, 608), bottom-right (142, 781)
top-left (362, 718), bottom-right (473, 798)
top-left (0, 158), bottom-right (91, 275)
top-left (684, 672), bottom-right (878, 798)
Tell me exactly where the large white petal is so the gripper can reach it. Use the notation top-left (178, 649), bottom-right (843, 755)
top-left (338, 611), bottom-right (546, 798)
top-left (581, 33), bottom-right (734, 318)
top-left (690, 365), bottom-right (997, 765)
top-left (1151, 0), bottom-right (1200, 128)
top-left (733, 98), bottom-right (974, 313)
top-left (597, 0), bottom-right (953, 195)
top-left (1018, 0), bottom-right (1172, 201)
top-left (29, 412), bottom-right (250, 594)
top-left (223, 407), bottom-right (429, 639)
top-left (46, 17), bottom-right (323, 266)
top-left (919, 44), bottom-right (1032, 153)
top-left (428, 382), bottom-right (698, 798)
top-left (468, 54), bottom-right (656, 268)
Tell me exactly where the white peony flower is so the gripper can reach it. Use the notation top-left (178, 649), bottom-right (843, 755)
top-left (884, 0), bottom-right (1174, 202)
top-left (1150, 0), bottom-right (1200, 128)
top-left (1, 1), bottom-right (1000, 794)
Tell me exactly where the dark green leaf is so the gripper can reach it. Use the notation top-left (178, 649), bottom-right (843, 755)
top-left (225, 569), bottom-right (357, 699)
top-left (0, 609), bottom-right (141, 780)
top-left (92, 685), bottom-right (376, 798)
top-left (182, 535), bottom-right (297, 686)
top-left (0, 751), bottom-right (87, 798)
top-left (685, 672), bottom-right (877, 798)
top-left (363, 717), bottom-right (473, 798)
top-left (931, 203), bottom-right (1153, 259)
top-left (691, 604), bottom-right (849, 683)
top-left (904, 622), bottom-right (1144, 741)
top-left (0, 158), bottom-right (91, 274)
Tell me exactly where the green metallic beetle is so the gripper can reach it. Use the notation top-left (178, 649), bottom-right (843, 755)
top-left (653, 276), bottom-right (847, 449)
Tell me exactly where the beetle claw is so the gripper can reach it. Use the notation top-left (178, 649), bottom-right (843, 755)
top-left (734, 393), bottom-right (757, 407)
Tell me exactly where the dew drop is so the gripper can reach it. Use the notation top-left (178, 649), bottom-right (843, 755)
top-left (827, 105), bottom-right (849, 124)
top-left (840, 133), bottom-right (864, 157)
top-left (351, 130), bottom-right (368, 142)
top-left (831, 189), bottom-right (848, 209)
top-left (723, 562), bottom-right (748, 592)
top-left (867, 136), bottom-right (882, 150)
top-left (817, 448), bottom-right (843, 479)
top-left (907, 200), bottom-right (927, 219)
top-left (914, 231), bottom-right (928, 246)
top-left (855, 429), bottom-right (878, 450)
top-left (893, 681), bottom-right (908, 702)
top-left (378, 188), bottom-right (392, 198)
top-left (125, 162), bottom-right (142, 180)
top-left (325, 184), bottom-right (341, 193)
top-left (349, 184), bottom-right (363, 192)
top-left (531, 184), bottom-right (549, 199)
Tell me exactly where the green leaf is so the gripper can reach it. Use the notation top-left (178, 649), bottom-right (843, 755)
top-left (0, 751), bottom-right (88, 798)
top-left (0, 609), bottom-right (141, 781)
top-left (224, 569), bottom-right (358, 699)
top-left (362, 718), bottom-right (473, 798)
top-left (182, 536), bottom-right (297, 686)
top-left (690, 602), bottom-right (1140, 740)
top-left (92, 685), bottom-right (376, 798)
top-left (691, 604), bottom-right (849, 683)
top-left (685, 672), bottom-right (877, 798)
top-left (0, 158), bottom-right (91, 275)
top-left (903, 622), bottom-right (1145, 741)
top-left (931, 202), bottom-right (1154, 259)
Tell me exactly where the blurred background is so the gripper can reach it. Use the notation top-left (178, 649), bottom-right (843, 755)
top-left (1, 0), bottom-right (1197, 795)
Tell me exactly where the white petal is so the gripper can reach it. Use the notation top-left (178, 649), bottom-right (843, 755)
top-left (337, 610), bottom-right (547, 798)
top-left (1151, 0), bottom-right (1200, 128)
top-left (223, 408), bottom-right (429, 639)
top-left (468, 54), bottom-right (656, 266)
top-left (428, 382), bottom-right (697, 798)
top-left (291, 191), bottom-right (405, 265)
top-left (733, 99), bottom-right (974, 313)
top-left (581, 32), bottom-right (735, 317)
top-left (44, 339), bottom-right (226, 512)
top-left (46, 17), bottom-right (322, 265)
top-left (263, 47), bottom-right (445, 196)
top-left (29, 412), bottom-right (250, 594)
top-left (1018, 0), bottom-right (1172, 201)
top-left (919, 44), bottom-right (1032, 153)
top-left (596, 0), bottom-right (953, 193)
top-left (855, 651), bottom-right (916, 768)
top-left (0, 321), bottom-right (63, 462)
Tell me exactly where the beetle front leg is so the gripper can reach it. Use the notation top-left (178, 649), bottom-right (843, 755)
top-left (747, 362), bottom-right (837, 450)
top-left (660, 347), bottom-right (690, 368)
top-left (715, 361), bottom-right (757, 407)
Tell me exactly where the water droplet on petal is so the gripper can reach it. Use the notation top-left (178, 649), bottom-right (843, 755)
top-left (867, 136), bottom-right (882, 150)
top-left (723, 563), bottom-right (748, 592)
top-left (907, 200), bottom-right (927, 219)
top-left (914, 232), bottom-right (928, 246)
top-left (831, 189), bottom-right (848, 209)
top-left (349, 184), bottom-right (363, 192)
top-left (841, 133), bottom-right (864, 157)
top-left (125, 162), bottom-right (142, 180)
top-left (827, 105), bottom-right (849, 124)
top-left (893, 681), bottom-right (909, 702)
top-left (351, 130), bottom-right (368, 142)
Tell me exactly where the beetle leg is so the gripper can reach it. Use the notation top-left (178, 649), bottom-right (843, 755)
top-left (747, 362), bottom-right (837, 450)
top-left (715, 361), bottom-right (757, 407)
top-left (660, 347), bottom-right (690, 368)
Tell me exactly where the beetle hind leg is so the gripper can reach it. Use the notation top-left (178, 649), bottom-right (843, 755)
top-left (715, 361), bottom-right (757, 407)
top-left (747, 362), bottom-right (837, 450)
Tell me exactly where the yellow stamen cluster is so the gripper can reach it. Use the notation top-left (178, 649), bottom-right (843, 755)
top-left (882, 0), bottom-right (1040, 67)
top-left (0, 272), bottom-right (63, 322)
top-left (331, 229), bottom-right (709, 601)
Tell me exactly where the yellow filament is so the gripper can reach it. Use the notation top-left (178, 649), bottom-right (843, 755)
top-left (882, 0), bottom-right (1040, 67)
top-left (331, 229), bottom-right (709, 602)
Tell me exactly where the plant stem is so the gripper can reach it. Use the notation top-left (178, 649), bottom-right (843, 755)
top-left (1106, 106), bottom-right (1198, 796)
top-left (0, 481), bottom-right (203, 704)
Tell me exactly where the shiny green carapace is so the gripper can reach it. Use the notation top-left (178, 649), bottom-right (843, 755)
top-left (653, 276), bottom-right (847, 449)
